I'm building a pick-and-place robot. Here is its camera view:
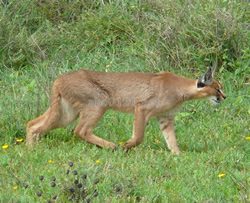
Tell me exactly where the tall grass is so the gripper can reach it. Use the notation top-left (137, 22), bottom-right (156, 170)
top-left (0, 0), bottom-right (249, 72)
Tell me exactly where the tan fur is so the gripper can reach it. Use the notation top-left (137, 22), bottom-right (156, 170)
top-left (26, 69), bottom-right (226, 154)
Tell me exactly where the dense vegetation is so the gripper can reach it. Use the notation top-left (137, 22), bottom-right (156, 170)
top-left (0, 0), bottom-right (249, 202)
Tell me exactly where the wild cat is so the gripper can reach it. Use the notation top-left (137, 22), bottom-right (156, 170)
top-left (26, 67), bottom-right (226, 154)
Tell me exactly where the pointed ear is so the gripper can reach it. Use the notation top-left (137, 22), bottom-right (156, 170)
top-left (197, 67), bottom-right (214, 88)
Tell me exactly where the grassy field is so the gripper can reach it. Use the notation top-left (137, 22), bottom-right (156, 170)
top-left (0, 0), bottom-right (250, 202)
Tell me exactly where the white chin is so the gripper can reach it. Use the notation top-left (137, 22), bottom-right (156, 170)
top-left (209, 97), bottom-right (220, 105)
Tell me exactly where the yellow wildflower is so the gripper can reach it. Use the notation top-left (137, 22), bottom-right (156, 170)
top-left (218, 173), bottom-right (226, 178)
top-left (13, 185), bottom-right (18, 190)
top-left (95, 159), bottom-right (101, 164)
top-left (2, 144), bottom-right (9, 150)
top-left (245, 136), bottom-right (250, 141)
top-left (48, 160), bottom-right (54, 164)
top-left (15, 138), bottom-right (24, 143)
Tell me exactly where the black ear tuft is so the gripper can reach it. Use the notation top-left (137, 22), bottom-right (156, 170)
top-left (197, 67), bottom-right (213, 88)
top-left (204, 67), bottom-right (213, 82)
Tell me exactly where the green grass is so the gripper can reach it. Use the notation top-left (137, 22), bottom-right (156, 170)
top-left (0, 0), bottom-right (250, 202)
top-left (0, 60), bottom-right (249, 202)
